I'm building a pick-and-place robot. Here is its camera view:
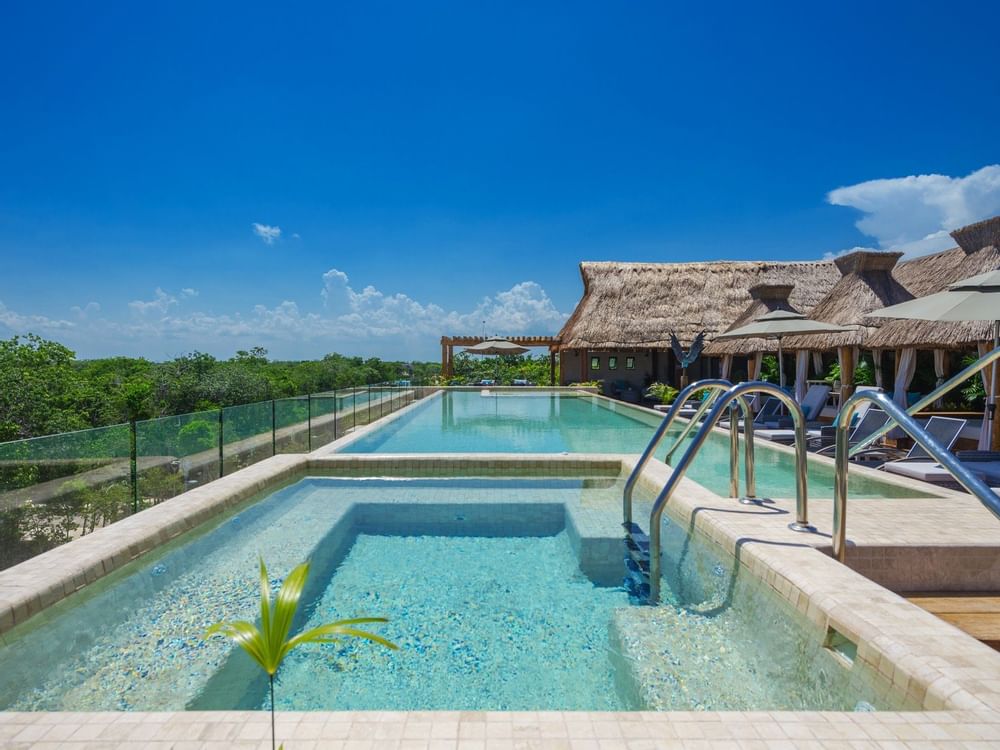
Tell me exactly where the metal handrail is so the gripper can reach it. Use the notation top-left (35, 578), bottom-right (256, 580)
top-left (622, 379), bottom-right (756, 526)
top-left (663, 386), bottom-right (726, 462)
top-left (647, 381), bottom-right (812, 603)
top-left (833, 390), bottom-right (1000, 562)
top-left (848, 344), bottom-right (1000, 456)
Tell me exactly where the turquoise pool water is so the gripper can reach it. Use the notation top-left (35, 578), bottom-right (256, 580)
top-left (0, 476), bottom-right (888, 712)
top-left (341, 391), bottom-right (934, 500)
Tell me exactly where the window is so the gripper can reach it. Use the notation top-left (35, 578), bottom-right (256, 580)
top-left (590, 356), bottom-right (600, 371)
top-left (625, 356), bottom-right (635, 370)
top-left (608, 356), bottom-right (618, 370)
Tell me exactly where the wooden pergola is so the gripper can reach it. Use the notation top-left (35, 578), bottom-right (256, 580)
top-left (440, 336), bottom-right (561, 384)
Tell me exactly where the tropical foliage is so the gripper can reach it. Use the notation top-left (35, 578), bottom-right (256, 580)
top-left (644, 382), bottom-right (679, 405)
top-left (0, 335), bottom-right (439, 441)
top-left (440, 351), bottom-right (557, 386)
top-left (205, 558), bottom-right (397, 750)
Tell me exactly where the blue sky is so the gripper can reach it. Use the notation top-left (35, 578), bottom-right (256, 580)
top-left (1, 1), bottom-right (999, 361)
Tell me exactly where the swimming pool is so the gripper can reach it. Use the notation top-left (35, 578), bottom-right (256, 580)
top-left (0, 474), bottom-right (890, 712)
top-left (340, 391), bottom-right (935, 500)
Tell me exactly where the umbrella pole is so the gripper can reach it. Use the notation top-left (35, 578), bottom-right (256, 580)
top-left (991, 320), bottom-right (1000, 451)
top-left (777, 337), bottom-right (786, 415)
top-left (777, 337), bottom-right (785, 389)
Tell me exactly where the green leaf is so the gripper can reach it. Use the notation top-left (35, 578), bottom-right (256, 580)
top-left (284, 620), bottom-right (399, 657)
top-left (269, 561), bottom-right (310, 658)
top-left (205, 558), bottom-right (397, 681)
top-left (258, 557), bottom-right (272, 647)
top-left (204, 620), bottom-right (272, 673)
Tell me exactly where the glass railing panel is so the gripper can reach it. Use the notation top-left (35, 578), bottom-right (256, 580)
top-left (221, 400), bottom-right (274, 474)
top-left (274, 396), bottom-right (310, 454)
top-left (309, 395), bottom-right (338, 449)
top-left (136, 410), bottom-right (220, 504)
top-left (0, 423), bottom-right (131, 571)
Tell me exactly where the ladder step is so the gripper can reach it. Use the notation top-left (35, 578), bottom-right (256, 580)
top-left (626, 535), bottom-right (649, 553)
top-left (625, 557), bottom-right (649, 576)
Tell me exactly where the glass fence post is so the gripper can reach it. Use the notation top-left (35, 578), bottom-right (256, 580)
top-left (271, 399), bottom-right (276, 455)
top-left (217, 408), bottom-right (224, 478)
top-left (334, 390), bottom-right (339, 441)
top-left (307, 394), bottom-right (312, 452)
top-left (129, 418), bottom-right (138, 513)
top-left (352, 389), bottom-right (357, 431)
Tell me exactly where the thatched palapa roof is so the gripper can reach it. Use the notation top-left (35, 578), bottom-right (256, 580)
top-left (866, 216), bottom-right (1000, 349)
top-left (703, 284), bottom-right (799, 355)
top-left (557, 260), bottom-right (839, 350)
top-left (781, 250), bottom-right (913, 351)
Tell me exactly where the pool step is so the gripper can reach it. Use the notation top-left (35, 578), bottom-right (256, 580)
top-left (623, 522), bottom-right (651, 600)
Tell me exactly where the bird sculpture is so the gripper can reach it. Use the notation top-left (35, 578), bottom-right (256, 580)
top-left (670, 331), bottom-right (705, 388)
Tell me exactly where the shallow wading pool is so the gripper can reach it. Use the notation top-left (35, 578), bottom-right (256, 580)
top-left (0, 474), bottom-right (894, 712)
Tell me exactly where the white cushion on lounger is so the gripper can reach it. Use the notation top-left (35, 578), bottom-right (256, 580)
top-left (973, 462), bottom-right (1000, 483)
top-left (882, 461), bottom-right (988, 484)
top-left (753, 428), bottom-right (822, 444)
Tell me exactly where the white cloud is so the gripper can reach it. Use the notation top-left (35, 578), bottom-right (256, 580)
top-left (0, 301), bottom-right (75, 332)
top-left (321, 269), bottom-right (566, 338)
top-left (827, 164), bottom-right (1000, 258)
top-left (252, 223), bottom-right (281, 245)
top-left (0, 272), bottom-right (568, 360)
top-left (291, 233), bottom-right (301, 240)
top-left (180, 288), bottom-right (198, 298)
top-left (128, 288), bottom-right (178, 316)
top-left (70, 302), bottom-right (101, 319)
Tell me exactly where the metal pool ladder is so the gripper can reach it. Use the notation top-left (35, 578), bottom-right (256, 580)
top-left (832, 389), bottom-right (1000, 562)
top-left (622, 381), bottom-right (815, 603)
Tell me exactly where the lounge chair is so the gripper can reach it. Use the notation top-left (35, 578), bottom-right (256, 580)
top-left (678, 390), bottom-right (716, 419)
top-left (873, 417), bottom-right (969, 483)
top-left (811, 408), bottom-right (891, 455)
top-left (882, 450), bottom-right (1000, 488)
top-left (752, 385), bottom-right (832, 443)
top-left (718, 397), bottom-right (782, 430)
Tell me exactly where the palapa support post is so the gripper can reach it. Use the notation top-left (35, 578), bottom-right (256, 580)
top-left (838, 346), bottom-right (855, 402)
top-left (549, 349), bottom-right (556, 386)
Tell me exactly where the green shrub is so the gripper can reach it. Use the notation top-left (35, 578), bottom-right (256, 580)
top-left (645, 382), bottom-right (679, 404)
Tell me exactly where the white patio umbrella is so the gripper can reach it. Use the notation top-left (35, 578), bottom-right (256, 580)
top-left (463, 338), bottom-right (530, 384)
top-left (715, 310), bottom-right (853, 389)
top-left (464, 338), bottom-right (530, 355)
top-left (866, 268), bottom-right (1000, 450)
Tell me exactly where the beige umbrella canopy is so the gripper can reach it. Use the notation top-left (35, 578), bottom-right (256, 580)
top-left (867, 268), bottom-right (1000, 449)
top-left (716, 310), bottom-right (853, 388)
top-left (464, 338), bottom-right (530, 356)
top-left (463, 338), bottom-right (530, 384)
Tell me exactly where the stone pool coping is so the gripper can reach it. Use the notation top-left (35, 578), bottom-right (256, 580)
top-left (4, 708), bottom-right (1000, 748)
top-left (3, 446), bottom-right (1000, 745)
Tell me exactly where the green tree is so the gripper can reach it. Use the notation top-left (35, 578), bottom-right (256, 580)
top-left (0, 334), bottom-right (90, 440)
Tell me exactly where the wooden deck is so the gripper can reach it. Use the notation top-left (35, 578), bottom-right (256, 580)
top-left (907, 593), bottom-right (1000, 649)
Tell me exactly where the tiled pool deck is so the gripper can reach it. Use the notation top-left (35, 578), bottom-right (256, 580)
top-left (3, 393), bottom-right (1000, 748)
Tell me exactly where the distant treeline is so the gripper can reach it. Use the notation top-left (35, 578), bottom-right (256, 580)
top-left (0, 334), bottom-right (440, 441)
